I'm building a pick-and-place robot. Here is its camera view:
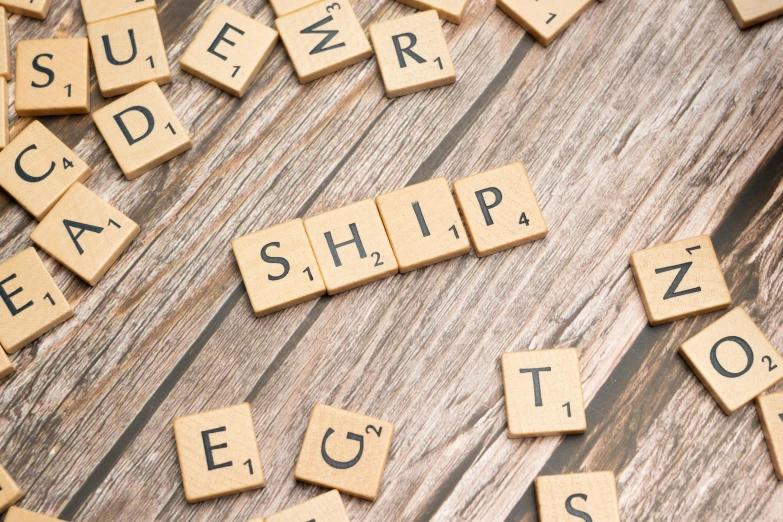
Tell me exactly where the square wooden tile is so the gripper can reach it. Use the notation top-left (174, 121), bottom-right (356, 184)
top-left (304, 199), bottom-right (398, 294)
top-left (5, 507), bottom-right (63, 522)
top-left (369, 10), bottom-right (455, 98)
top-left (0, 121), bottom-right (92, 220)
top-left (394, 0), bottom-right (469, 24)
top-left (80, 0), bottom-right (156, 24)
top-left (0, 0), bottom-right (51, 19)
top-left (276, 0), bottom-right (372, 84)
top-left (0, 248), bottom-right (73, 353)
top-left (263, 490), bottom-right (350, 522)
top-left (376, 177), bottom-right (469, 272)
top-left (31, 183), bottom-right (140, 286)
top-left (0, 78), bottom-right (7, 150)
top-left (180, 4), bottom-right (279, 98)
top-left (0, 347), bottom-right (14, 379)
top-left (270, 0), bottom-right (320, 17)
top-left (92, 82), bottom-right (191, 180)
top-left (295, 404), bottom-right (395, 500)
top-left (535, 471), bottom-right (620, 522)
top-left (496, 0), bottom-right (593, 46)
top-left (724, 0), bottom-right (783, 29)
top-left (757, 391), bottom-right (783, 480)
top-left (232, 219), bottom-right (325, 317)
top-left (15, 38), bottom-right (91, 117)
top-left (679, 307), bottom-right (783, 414)
top-left (0, 8), bottom-right (10, 79)
top-left (0, 463), bottom-right (23, 513)
top-left (87, 8), bottom-right (171, 97)
top-left (173, 402), bottom-right (265, 503)
top-left (452, 162), bottom-right (548, 257)
top-left (630, 234), bottom-right (731, 326)
top-left (501, 348), bottom-right (586, 437)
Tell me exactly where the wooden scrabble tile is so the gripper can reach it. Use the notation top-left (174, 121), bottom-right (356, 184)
top-left (0, 463), bottom-right (23, 513)
top-left (86, 8), bottom-right (171, 97)
top-left (276, 0), bottom-right (372, 84)
top-left (679, 307), bottom-right (783, 414)
top-left (536, 471), bottom-right (620, 522)
top-left (0, 248), bottom-right (72, 354)
top-left (304, 199), bottom-right (398, 294)
top-left (92, 82), bottom-right (191, 180)
top-left (0, 348), bottom-right (14, 379)
top-left (80, 0), bottom-right (156, 24)
top-left (0, 0), bottom-right (51, 20)
top-left (501, 348), bottom-right (586, 438)
top-left (0, 121), bottom-right (92, 220)
top-left (269, 0), bottom-right (320, 17)
top-left (295, 404), bottom-right (394, 500)
top-left (757, 391), bottom-right (783, 480)
top-left (394, 0), bottom-right (469, 24)
top-left (452, 162), bottom-right (547, 257)
top-left (630, 234), bottom-right (731, 326)
top-left (180, 4), bottom-right (279, 98)
top-left (5, 507), bottom-right (63, 522)
top-left (368, 10), bottom-right (455, 98)
top-left (173, 403), bottom-right (265, 503)
top-left (263, 490), bottom-right (350, 522)
top-left (31, 183), bottom-right (140, 286)
top-left (376, 177), bottom-right (469, 273)
top-left (0, 8), bottom-right (10, 80)
top-left (15, 38), bottom-right (91, 117)
top-left (232, 219), bottom-right (325, 317)
top-left (0, 78), bottom-right (8, 150)
top-left (496, 0), bottom-right (593, 46)
top-left (724, 0), bottom-right (783, 29)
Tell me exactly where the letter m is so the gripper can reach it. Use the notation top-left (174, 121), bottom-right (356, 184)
top-left (301, 16), bottom-right (346, 55)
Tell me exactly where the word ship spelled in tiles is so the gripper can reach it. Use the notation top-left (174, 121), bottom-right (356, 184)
top-left (31, 183), bottom-right (140, 286)
top-left (173, 403), bottom-right (265, 503)
top-left (501, 348), bottom-right (586, 437)
top-left (0, 348), bottom-right (13, 379)
top-left (0, 463), bottom-right (23, 513)
top-left (86, 8), bottom-right (170, 97)
top-left (369, 10), bottom-right (456, 98)
top-left (0, 7), bottom-right (9, 80)
top-left (255, 490), bottom-right (350, 522)
top-left (80, 0), bottom-right (156, 24)
top-left (15, 38), bottom-right (91, 116)
top-left (394, 0), bottom-right (470, 24)
top-left (536, 471), bottom-right (621, 522)
top-left (0, 121), bottom-right (92, 220)
top-left (0, 248), bottom-right (73, 354)
top-left (376, 177), bottom-right (470, 273)
top-left (92, 82), bottom-right (191, 180)
top-left (180, 4), bottom-right (278, 98)
top-left (4, 507), bottom-right (63, 522)
top-left (724, 0), bottom-right (783, 29)
top-left (0, 0), bottom-right (51, 20)
top-left (295, 404), bottom-right (394, 500)
top-left (630, 234), bottom-right (731, 325)
top-left (496, 0), bottom-right (594, 46)
top-left (757, 391), bottom-right (783, 480)
top-left (276, 0), bottom-right (372, 84)
top-left (679, 307), bottom-right (783, 415)
top-left (452, 162), bottom-right (547, 257)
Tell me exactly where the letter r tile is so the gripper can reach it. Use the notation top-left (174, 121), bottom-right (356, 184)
top-left (536, 471), bottom-right (620, 522)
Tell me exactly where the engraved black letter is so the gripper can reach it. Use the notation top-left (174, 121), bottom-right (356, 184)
top-left (412, 201), bottom-right (430, 237)
top-left (324, 223), bottom-right (366, 267)
top-left (475, 187), bottom-right (502, 226)
top-left (654, 261), bottom-right (701, 300)
top-left (113, 106), bottom-right (155, 146)
top-left (102, 29), bottom-right (138, 65)
top-left (202, 427), bottom-right (232, 470)
top-left (301, 16), bottom-right (346, 55)
top-left (710, 336), bottom-right (753, 378)
top-left (261, 242), bottom-right (290, 281)
top-left (321, 428), bottom-right (364, 469)
top-left (63, 220), bottom-right (104, 255)
top-left (392, 33), bottom-right (425, 68)
top-left (31, 53), bottom-right (55, 88)
top-left (565, 493), bottom-right (592, 521)
top-left (208, 23), bottom-right (245, 61)
top-left (15, 144), bottom-right (55, 183)
top-left (519, 367), bottom-right (551, 407)
top-left (0, 274), bottom-right (33, 317)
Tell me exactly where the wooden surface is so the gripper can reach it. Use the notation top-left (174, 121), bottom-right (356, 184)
top-left (0, 0), bottom-right (782, 521)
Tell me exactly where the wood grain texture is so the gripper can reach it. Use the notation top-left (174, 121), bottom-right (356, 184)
top-left (0, 0), bottom-right (782, 521)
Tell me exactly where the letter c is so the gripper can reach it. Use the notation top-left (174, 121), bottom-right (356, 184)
top-left (15, 144), bottom-right (55, 183)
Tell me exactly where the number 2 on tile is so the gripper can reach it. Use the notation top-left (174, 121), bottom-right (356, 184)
top-left (762, 355), bottom-right (778, 372)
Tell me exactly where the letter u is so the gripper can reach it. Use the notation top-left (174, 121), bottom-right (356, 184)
top-left (102, 29), bottom-right (138, 66)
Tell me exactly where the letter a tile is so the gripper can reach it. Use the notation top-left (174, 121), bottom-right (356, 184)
top-left (393, 0), bottom-right (469, 24)
top-left (92, 82), bottom-right (191, 180)
top-left (5, 507), bottom-right (63, 522)
top-left (0, 463), bottom-right (23, 513)
top-left (724, 0), bottom-right (783, 29)
top-left (173, 403), bottom-right (265, 503)
top-left (80, 0), bottom-right (156, 24)
top-left (276, 0), bottom-right (372, 84)
top-left (0, 0), bottom-right (51, 20)
top-left (536, 471), bottom-right (620, 522)
top-left (497, 0), bottom-right (593, 46)
top-left (757, 391), bottom-right (783, 480)
top-left (295, 404), bottom-right (394, 500)
top-left (630, 234), bottom-right (731, 325)
top-left (679, 307), bottom-right (783, 414)
top-left (261, 490), bottom-right (350, 522)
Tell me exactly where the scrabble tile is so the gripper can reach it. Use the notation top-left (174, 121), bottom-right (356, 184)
top-left (5, 507), bottom-right (63, 522)
top-left (0, 248), bottom-right (73, 354)
top-left (0, 0), bottom-right (51, 20)
top-left (679, 307), bottom-right (783, 414)
top-left (368, 11), bottom-right (455, 98)
top-left (0, 8), bottom-right (10, 79)
top-left (80, 0), bottom-right (156, 24)
top-left (270, 0), bottom-right (320, 17)
top-left (0, 464), bottom-right (23, 513)
top-left (232, 219), bottom-right (325, 317)
top-left (535, 471), bottom-right (620, 522)
top-left (724, 0), bottom-right (783, 29)
top-left (496, 0), bottom-right (593, 46)
top-left (501, 348), bottom-right (586, 438)
top-left (0, 121), bottom-right (92, 220)
top-left (276, 0), bottom-right (372, 84)
top-left (173, 403), bottom-right (265, 503)
top-left (15, 38), bottom-right (91, 117)
top-left (31, 183), bottom-right (140, 286)
top-left (92, 82), bottom-right (191, 180)
top-left (304, 199), bottom-right (398, 294)
top-left (0, 348), bottom-right (14, 379)
top-left (757, 391), bottom-right (783, 480)
top-left (0, 78), bottom-right (8, 150)
top-left (630, 234), bottom-right (731, 326)
top-left (394, 0), bottom-right (469, 24)
top-left (295, 404), bottom-right (394, 500)
top-left (452, 162), bottom-right (547, 257)
top-left (263, 490), bottom-right (350, 522)
top-left (376, 177), bottom-right (469, 272)
top-left (87, 9), bottom-right (171, 97)
top-left (180, 4), bottom-right (279, 98)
